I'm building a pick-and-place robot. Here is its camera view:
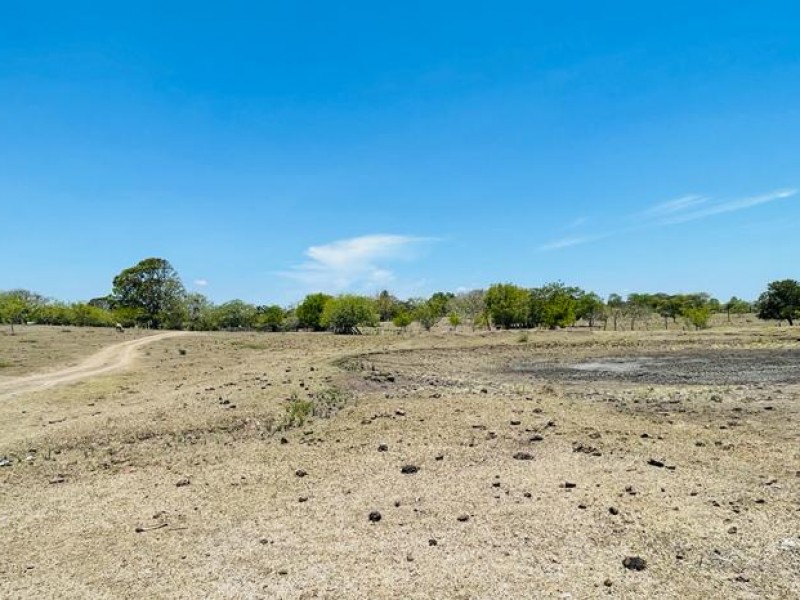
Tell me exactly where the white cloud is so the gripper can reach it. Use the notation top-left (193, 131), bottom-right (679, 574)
top-left (643, 194), bottom-right (708, 217)
top-left (279, 234), bottom-right (433, 293)
top-left (660, 188), bottom-right (796, 224)
top-left (540, 187), bottom-right (796, 251)
top-left (193, 279), bottom-right (208, 287)
top-left (539, 235), bottom-right (603, 251)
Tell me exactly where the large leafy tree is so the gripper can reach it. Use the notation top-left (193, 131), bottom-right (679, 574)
top-left (296, 293), bottom-right (333, 331)
top-left (111, 258), bottom-right (185, 328)
top-left (320, 295), bottom-right (378, 334)
top-left (485, 284), bottom-right (530, 329)
top-left (757, 279), bottom-right (800, 326)
top-left (0, 292), bottom-right (27, 334)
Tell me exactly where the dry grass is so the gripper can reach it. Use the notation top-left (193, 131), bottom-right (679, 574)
top-left (0, 325), bottom-right (158, 376)
top-left (0, 327), bottom-right (798, 599)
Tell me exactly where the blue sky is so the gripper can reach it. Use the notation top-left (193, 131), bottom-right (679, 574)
top-left (1, 1), bottom-right (798, 304)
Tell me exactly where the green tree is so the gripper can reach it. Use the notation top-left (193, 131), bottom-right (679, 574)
top-left (184, 293), bottom-right (216, 330)
top-left (683, 306), bottom-right (712, 329)
top-left (447, 290), bottom-right (486, 331)
top-left (214, 300), bottom-right (257, 330)
top-left (413, 300), bottom-right (440, 331)
top-left (427, 292), bottom-right (454, 318)
top-left (529, 283), bottom-right (580, 329)
top-left (485, 284), bottom-right (530, 329)
top-left (757, 279), bottom-right (800, 325)
top-left (321, 295), bottom-right (379, 334)
top-left (296, 293), bottom-right (333, 331)
top-left (111, 258), bottom-right (185, 328)
top-left (575, 292), bottom-right (605, 328)
top-left (724, 296), bottom-right (751, 322)
top-left (0, 292), bottom-right (26, 334)
top-left (392, 311), bottom-right (413, 331)
top-left (257, 305), bottom-right (285, 332)
top-left (447, 312), bottom-right (461, 329)
top-left (375, 290), bottom-right (399, 322)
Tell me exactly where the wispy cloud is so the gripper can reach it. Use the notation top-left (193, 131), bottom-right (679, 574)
top-left (540, 187), bottom-right (797, 251)
top-left (539, 234), bottom-right (605, 251)
top-left (279, 234), bottom-right (434, 293)
top-left (642, 194), bottom-right (708, 217)
top-left (193, 279), bottom-right (208, 287)
top-left (660, 188), bottom-right (796, 224)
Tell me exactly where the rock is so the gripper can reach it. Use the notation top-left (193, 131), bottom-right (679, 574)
top-left (298, 496), bottom-right (308, 503)
top-left (428, 538), bottom-right (438, 546)
top-left (647, 459), bottom-right (665, 468)
top-left (377, 444), bottom-right (388, 452)
top-left (480, 388), bottom-right (488, 394)
top-left (175, 478), bottom-right (191, 487)
top-left (295, 469), bottom-right (308, 478)
top-left (563, 481), bottom-right (577, 489)
top-left (510, 420), bottom-right (521, 426)
top-left (609, 507), bottom-right (619, 516)
top-left (401, 465), bottom-right (419, 474)
top-left (513, 452), bottom-right (534, 461)
top-left (280, 437), bottom-right (289, 444)
top-left (622, 556), bottom-right (647, 571)
top-left (434, 454), bottom-right (444, 461)
top-left (603, 579), bottom-right (613, 587)
top-left (369, 511), bottom-right (382, 522)
top-left (529, 435), bottom-right (544, 442)
top-left (395, 409), bottom-right (406, 416)
top-left (457, 514), bottom-right (470, 522)
top-left (0, 457), bottom-right (12, 467)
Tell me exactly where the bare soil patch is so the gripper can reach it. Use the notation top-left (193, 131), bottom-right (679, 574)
top-left (0, 328), bottom-right (798, 599)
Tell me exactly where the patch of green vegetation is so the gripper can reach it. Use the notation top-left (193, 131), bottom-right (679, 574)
top-left (281, 393), bottom-right (314, 429)
top-left (0, 360), bottom-right (13, 368)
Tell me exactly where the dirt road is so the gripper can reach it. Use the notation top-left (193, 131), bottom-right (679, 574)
top-left (0, 331), bottom-right (189, 399)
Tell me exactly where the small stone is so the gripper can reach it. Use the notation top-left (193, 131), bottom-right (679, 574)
top-left (369, 511), bottom-right (382, 522)
top-left (401, 465), bottom-right (419, 474)
top-left (377, 444), bottom-right (388, 452)
top-left (457, 514), bottom-right (470, 522)
top-left (434, 454), bottom-right (444, 461)
top-left (428, 538), bottom-right (438, 546)
top-left (603, 579), bottom-right (613, 587)
top-left (529, 435), bottom-right (544, 442)
top-left (609, 507), bottom-right (619, 516)
top-left (295, 469), bottom-right (307, 478)
top-left (622, 556), bottom-right (647, 571)
top-left (480, 388), bottom-right (488, 394)
top-left (280, 437), bottom-right (289, 444)
top-left (298, 496), bottom-right (308, 503)
top-left (176, 478), bottom-right (191, 487)
top-left (278, 569), bottom-right (288, 576)
top-left (510, 420), bottom-right (521, 425)
top-left (513, 452), bottom-right (534, 461)
top-left (0, 457), bottom-right (11, 467)
top-left (728, 526), bottom-right (738, 534)
top-left (647, 459), bottom-right (665, 468)
top-left (563, 481), bottom-right (577, 489)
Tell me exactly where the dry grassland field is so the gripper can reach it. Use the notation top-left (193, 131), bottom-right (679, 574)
top-left (1, 325), bottom-right (799, 599)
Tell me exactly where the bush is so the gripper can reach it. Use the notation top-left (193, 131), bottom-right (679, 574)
top-left (320, 295), bottom-right (378, 334)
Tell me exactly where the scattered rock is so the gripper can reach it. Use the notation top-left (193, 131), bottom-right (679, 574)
top-left (369, 511), bottom-right (382, 522)
top-left (176, 478), bottom-right (191, 487)
top-left (49, 475), bottom-right (66, 485)
top-left (280, 437), bottom-right (289, 444)
top-left (622, 556), bottom-right (647, 571)
top-left (434, 454), bottom-right (444, 461)
top-left (298, 496), bottom-right (309, 503)
top-left (510, 420), bottom-right (521, 426)
top-left (377, 444), bottom-right (388, 452)
top-left (563, 482), bottom-right (577, 489)
top-left (529, 435), bottom-right (544, 442)
top-left (609, 507), bottom-right (619, 516)
top-left (295, 469), bottom-right (308, 478)
top-left (0, 457), bottom-right (11, 467)
top-left (513, 452), bottom-right (534, 461)
top-left (401, 465), bottom-right (419, 474)
top-left (647, 459), bottom-right (666, 468)
top-left (428, 538), bottom-right (438, 546)
top-left (603, 579), bottom-right (613, 587)
top-left (457, 514), bottom-right (470, 522)
top-left (728, 526), bottom-right (738, 534)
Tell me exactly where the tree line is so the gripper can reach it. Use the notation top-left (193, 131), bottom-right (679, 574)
top-left (1, 257), bottom-right (799, 334)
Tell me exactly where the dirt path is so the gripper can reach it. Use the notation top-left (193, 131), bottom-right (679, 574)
top-left (0, 331), bottom-right (189, 399)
